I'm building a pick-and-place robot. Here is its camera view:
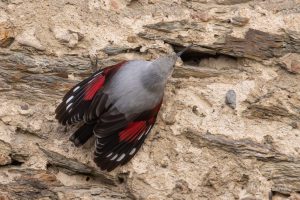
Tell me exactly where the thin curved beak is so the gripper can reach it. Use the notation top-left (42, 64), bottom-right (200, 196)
top-left (176, 44), bottom-right (193, 57)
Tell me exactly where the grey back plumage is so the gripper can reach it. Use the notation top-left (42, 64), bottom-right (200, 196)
top-left (103, 53), bottom-right (178, 118)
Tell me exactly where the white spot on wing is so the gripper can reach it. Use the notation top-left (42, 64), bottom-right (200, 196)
top-left (66, 96), bottom-right (74, 104)
top-left (66, 103), bottom-right (73, 110)
top-left (95, 148), bottom-right (102, 155)
top-left (93, 71), bottom-right (102, 77)
top-left (73, 86), bottom-right (80, 92)
top-left (129, 148), bottom-right (136, 155)
top-left (117, 153), bottom-right (125, 162)
top-left (96, 139), bottom-right (104, 146)
top-left (137, 133), bottom-right (143, 140)
top-left (106, 153), bottom-right (112, 158)
top-left (111, 154), bottom-right (118, 161)
top-left (145, 126), bottom-right (152, 135)
top-left (138, 126), bottom-right (152, 140)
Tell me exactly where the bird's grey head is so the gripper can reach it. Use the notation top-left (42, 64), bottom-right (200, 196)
top-left (143, 45), bottom-right (193, 92)
top-left (150, 45), bottom-right (193, 78)
top-left (150, 52), bottom-right (178, 78)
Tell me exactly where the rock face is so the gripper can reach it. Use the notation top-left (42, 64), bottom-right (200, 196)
top-left (0, 0), bottom-right (300, 199)
top-left (16, 28), bottom-right (45, 51)
top-left (51, 26), bottom-right (84, 48)
top-left (0, 21), bottom-right (15, 48)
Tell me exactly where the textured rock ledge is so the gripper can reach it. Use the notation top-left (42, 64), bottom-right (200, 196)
top-left (184, 129), bottom-right (300, 195)
top-left (0, 48), bottom-right (299, 199)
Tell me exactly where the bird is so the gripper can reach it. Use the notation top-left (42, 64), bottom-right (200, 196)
top-left (55, 45), bottom-right (192, 171)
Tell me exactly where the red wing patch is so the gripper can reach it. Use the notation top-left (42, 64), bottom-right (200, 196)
top-left (119, 121), bottom-right (147, 142)
top-left (93, 100), bottom-right (163, 171)
top-left (55, 61), bottom-right (127, 126)
top-left (84, 76), bottom-right (105, 100)
top-left (55, 69), bottom-right (105, 125)
top-left (104, 61), bottom-right (127, 74)
top-left (94, 122), bottom-right (154, 172)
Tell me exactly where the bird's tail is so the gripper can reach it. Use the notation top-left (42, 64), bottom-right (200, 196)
top-left (69, 124), bottom-right (95, 147)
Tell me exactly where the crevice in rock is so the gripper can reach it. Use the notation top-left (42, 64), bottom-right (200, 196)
top-left (271, 191), bottom-right (291, 199)
top-left (38, 146), bottom-right (117, 186)
top-left (15, 127), bottom-right (47, 140)
top-left (102, 45), bottom-right (141, 56)
top-left (117, 172), bottom-right (129, 184)
top-left (10, 158), bottom-right (24, 166)
top-left (46, 163), bottom-right (58, 174)
top-left (172, 44), bottom-right (237, 67)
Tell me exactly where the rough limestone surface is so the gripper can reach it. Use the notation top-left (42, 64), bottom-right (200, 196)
top-left (0, 0), bottom-right (300, 199)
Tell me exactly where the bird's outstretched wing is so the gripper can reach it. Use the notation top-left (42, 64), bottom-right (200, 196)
top-left (93, 100), bottom-right (162, 172)
top-left (55, 61), bottom-right (126, 125)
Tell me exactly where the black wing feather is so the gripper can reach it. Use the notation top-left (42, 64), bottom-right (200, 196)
top-left (55, 68), bottom-right (104, 125)
top-left (93, 106), bottom-right (160, 172)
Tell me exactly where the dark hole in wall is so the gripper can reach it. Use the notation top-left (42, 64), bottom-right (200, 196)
top-left (46, 163), bottom-right (59, 173)
top-left (117, 172), bottom-right (129, 184)
top-left (46, 163), bottom-right (52, 170)
top-left (10, 158), bottom-right (23, 166)
top-left (270, 191), bottom-right (291, 199)
top-left (173, 45), bottom-right (237, 67)
top-left (118, 176), bottom-right (125, 184)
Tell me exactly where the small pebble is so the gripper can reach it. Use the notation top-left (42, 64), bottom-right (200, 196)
top-left (20, 104), bottom-right (29, 110)
top-left (225, 89), bottom-right (236, 109)
top-left (192, 105), bottom-right (199, 115)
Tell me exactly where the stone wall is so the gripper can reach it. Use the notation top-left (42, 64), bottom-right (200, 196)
top-left (0, 0), bottom-right (300, 199)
